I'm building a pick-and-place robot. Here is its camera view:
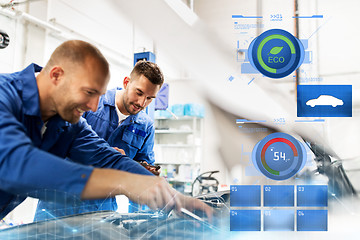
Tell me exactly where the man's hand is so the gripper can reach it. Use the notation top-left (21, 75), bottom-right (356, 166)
top-left (139, 161), bottom-right (161, 176)
top-left (112, 148), bottom-right (161, 175)
top-left (81, 168), bottom-right (213, 221)
top-left (113, 147), bottom-right (125, 155)
top-left (175, 194), bottom-right (213, 223)
top-left (122, 173), bottom-right (213, 221)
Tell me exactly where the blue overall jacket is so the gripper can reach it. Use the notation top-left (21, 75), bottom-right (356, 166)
top-left (35, 89), bottom-right (155, 219)
top-left (0, 64), bottom-right (152, 220)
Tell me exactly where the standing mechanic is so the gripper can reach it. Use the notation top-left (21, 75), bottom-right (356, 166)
top-left (0, 40), bottom-right (212, 221)
top-left (86, 61), bottom-right (162, 168)
top-left (35, 61), bottom-right (163, 219)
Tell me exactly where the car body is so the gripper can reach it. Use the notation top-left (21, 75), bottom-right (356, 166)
top-left (0, 192), bottom-right (230, 240)
top-left (306, 95), bottom-right (344, 107)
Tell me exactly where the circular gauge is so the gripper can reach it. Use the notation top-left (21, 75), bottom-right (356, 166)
top-left (252, 132), bottom-right (306, 180)
top-left (248, 29), bottom-right (304, 79)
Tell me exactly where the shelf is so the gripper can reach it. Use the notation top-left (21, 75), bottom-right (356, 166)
top-left (155, 129), bottom-right (193, 134)
top-left (154, 115), bottom-right (203, 171)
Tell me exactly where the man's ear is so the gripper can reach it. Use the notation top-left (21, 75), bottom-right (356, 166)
top-left (49, 66), bottom-right (64, 85)
top-left (123, 76), bottom-right (130, 89)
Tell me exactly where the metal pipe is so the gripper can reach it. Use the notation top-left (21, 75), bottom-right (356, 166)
top-left (189, 0), bottom-right (194, 11)
top-left (0, 7), bottom-right (17, 18)
top-left (294, 0), bottom-right (299, 89)
top-left (21, 11), bottom-right (61, 34)
top-left (256, 0), bottom-right (262, 36)
top-left (0, 7), bottom-right (132, 68)
top-left (0, 8), bottom-right (61, 34)
top-left (48, 18), bottom-right (132, 67)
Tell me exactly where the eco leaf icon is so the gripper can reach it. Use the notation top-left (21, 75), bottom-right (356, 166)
top-left (268, 46), bottom-right (283, 55)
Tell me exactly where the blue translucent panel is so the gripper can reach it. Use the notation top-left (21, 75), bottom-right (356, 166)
top-left (230, 210), bottom-right (261, 231)
top-left (263, 210), bottom-right (294, 231)
top-left (297, 185), bottom-right (328, 207)
top-left (241, 63), bottom-right (259, 73)
top-left (230, 185), bottom-right (261, 207)
top-left (297, 210), bottom-right (328, 231)
top-left (297, 85), bottom-right (352, 117)
top-left (264, 185), bottom-right (294, 207)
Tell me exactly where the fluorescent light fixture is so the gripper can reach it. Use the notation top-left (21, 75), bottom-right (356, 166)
top-left (163, 0), bottom-right (198, 26)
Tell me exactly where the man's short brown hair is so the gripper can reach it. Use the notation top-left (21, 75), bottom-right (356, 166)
top-left (44, 40), bottom-right (109, 76)
top-left (130, 61), bottom-right (164, 86)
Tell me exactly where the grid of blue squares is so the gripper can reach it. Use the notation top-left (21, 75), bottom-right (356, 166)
top-left (230, 185), bottom-right (328, 231)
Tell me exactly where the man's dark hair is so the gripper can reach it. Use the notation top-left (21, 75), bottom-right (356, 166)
top-left (130, 61), bottom-right (164, 86)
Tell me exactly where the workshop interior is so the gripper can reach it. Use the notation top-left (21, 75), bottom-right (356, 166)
top-left (1, 0), bottom-right (360, 239)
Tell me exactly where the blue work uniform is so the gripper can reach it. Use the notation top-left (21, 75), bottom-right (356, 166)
top-left (84, 88), bottom-right (155, 164)
top-left (83, 89), bottom-right (156, 213)
top-left (35, 88), bottom-right (156, 219)
top-left (0, 64), bottom-right (152, 221)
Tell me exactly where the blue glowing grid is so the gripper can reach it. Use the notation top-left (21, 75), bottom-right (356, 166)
top-left (230, 210), bottom-right (261, 231)
top-left (230, 185), bottom-right (261, 207)
top-left (264, 185), bottom-right (294, 207)
top-left (297, 185), bottom-right (328, 207)
top-left (263, 210), bottom-right (294, 231)
top-left (297, 210), bottom-right (328, 231)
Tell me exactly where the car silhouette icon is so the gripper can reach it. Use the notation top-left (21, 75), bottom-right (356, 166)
top-left (306, 95), bottom-right (344, 107)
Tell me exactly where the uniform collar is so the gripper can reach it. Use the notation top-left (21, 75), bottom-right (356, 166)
top-left (124, 111), bottom-right (147, 125)
top-left (102, 88), bottom-right (117, 107)
top-left (20, 63), bottom-right (43, 117)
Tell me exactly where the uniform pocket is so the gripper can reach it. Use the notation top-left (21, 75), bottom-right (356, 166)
top-left (122, 125), bottom-right (146, 149)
